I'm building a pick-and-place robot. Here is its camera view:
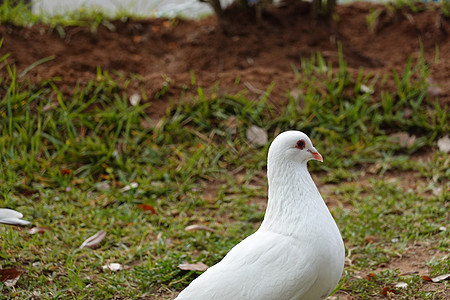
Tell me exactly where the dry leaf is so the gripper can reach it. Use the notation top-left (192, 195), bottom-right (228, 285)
top-left (137, 204), bottom-right (157, 214)
top-left (0, 268), bottom-right (24, 288)
top-left (367, 163), bottom-right (381, 174)
top-left (129, 93), bottom-right (141, 106)
top-left (133, 35), bottom-right (142, 43)
top-left (102, 263), bottom-right (123, 272)
top-left (394, 282), bottom-right (408, 288)
top-left (360, 84), bottom-right (374, 94)
top-left (28, 226), bottom-right (50, 235)
top-left (427, 86), bottom-right (443, 97)
top-left (80, 230), bottom-right (106, 249)
top-left (95, 181), bottom-right (111, 191)
top-left (42, 102), bottom-right (58, 112)
top-left (403, 108), bottom-right (413, 119)
top-left (162, 20), bottom-right (171, 28)
top-left (365, 235), bottom-right (377, 244)
top-left (120, 182), bottom-right (138, 192)
top-left (289, 88), bottom-right (303, 99)
top-left (184, 224), bottom-right (215, 232)
top-left (422, 275), bottom-right (432, 281)
top-left (246, 125), bottom-right (268, 146)
top-left (388, 132), bottom-right (416, 148)
top-left (437, 136), bottom-right (450, 153)
top-left (431, 273), bottom-right (450, 282)
top-left (391, 236), bottom-right (400, 243)
top-left (365, 273), bottom-right (377, 280)
top-left (60, 168), bottom-right (71, 175)
top-left (225, 116), bottom-right (238, 134)
top-left (178, 262), bottom-right (209, 272)
top-left (380, 286), bottom-right (395, 295)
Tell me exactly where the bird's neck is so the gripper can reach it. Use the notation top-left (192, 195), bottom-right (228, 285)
top-left (259, 160), bottom-right (327, 236)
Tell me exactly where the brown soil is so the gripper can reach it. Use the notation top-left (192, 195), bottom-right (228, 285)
top-left (0, 2), bottom-right (449, 121)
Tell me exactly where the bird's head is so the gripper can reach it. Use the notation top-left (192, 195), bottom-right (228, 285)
top-left (268, 131), bottom-right (323, 165)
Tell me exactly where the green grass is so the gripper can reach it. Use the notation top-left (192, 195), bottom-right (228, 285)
top-left (0, 0), bottom-right (143, 31)
top-left (1, 4), bottom-right (449, 299)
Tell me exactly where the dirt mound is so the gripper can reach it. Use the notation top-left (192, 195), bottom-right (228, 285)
top-left (0, 2), bottom-right (448, 118)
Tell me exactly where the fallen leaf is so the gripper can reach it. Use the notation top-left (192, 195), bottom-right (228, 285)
top-left (71, 178), bottom-right (85, 185)
top-left (388, 132), bottom-right (416, 148)
top-left (427, 86), bottom-right (443, 97)
top-left (289, 88), bottom-right (303, 99)
top-left (129, 93), bottom-right (141, 106)
top-left (225, 116), bottom-right (238, 134)
top-left (178, 262), bottom-right (209, 272)
top-left (0, 268), bottom-right (24, 282)
top-left (391, 236), bottom-right (400, 243)
top-left (28, 226), bottom-right (50, 235)
top-left (431, 273), bottom-right (450, 282)
top-left (184, 224), bottom-right (215, 232)
top-left (365, 235), bottom-right (377, 244)
top-left (95, 181), bottom-right (111, 191)
top-left (140, 119), bottom-right (152, 129)
top-left (437, 136), bottom-right (450, 153)
top-left (360, 84), bottom-right (374, 94)
top-left (367, 163), bottom-right (381, 174)
top-left (42, 102), bottom-right (58, 112)
top-left (60, 168), bottom-right (71, 175)
top-left (133, 35), bottom-right (142, 43)
top-left (0, 268), bottom-right (24, 288)
top-left (29, 244), bottom-right (40, 255)
top-left (380, 286), bottom-right (395, 295)
top-left (137, 204), bottom-right (157, 214)
top-left (365, 273), bottom-right (377, 280)
top-left (403, 108), bottom-right (412, 119)
top-left (80, 230), bottom-right (106, 249)
top-left (102, 263), bottom-right (123, 272)
top-left (394, 282), bottom-right (408, 288)
top-left (246, 125), bottom-right (268, 147)
top-left (120, 182), bottom-right (138, 192)
top-left (422, 275), bottom-right (432, 281)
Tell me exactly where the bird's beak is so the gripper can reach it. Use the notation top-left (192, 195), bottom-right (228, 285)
top-left (308, 148), bottom-right (323, 162)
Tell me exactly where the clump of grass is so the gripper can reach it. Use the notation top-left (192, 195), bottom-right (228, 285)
top-left (0, 0), bottom-right (36, 26)
top-left (0, 0), bottom-right (131, 33)
top-left (288, 46), bottom-right (446, 169)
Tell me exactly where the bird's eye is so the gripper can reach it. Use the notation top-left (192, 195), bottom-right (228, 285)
top-left (296, 139), bottom-right (305, 150)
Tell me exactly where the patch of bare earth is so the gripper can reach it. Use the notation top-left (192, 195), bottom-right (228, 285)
top-left (0, 2), bottom-right (448, 118)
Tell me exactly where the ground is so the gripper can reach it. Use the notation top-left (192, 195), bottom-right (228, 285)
top-left (1, 1), bottom-right (449, 118)
top-left (0, 1), bottom-right (449, 299)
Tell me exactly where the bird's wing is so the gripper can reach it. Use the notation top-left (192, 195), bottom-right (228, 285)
top-left (0, 209), bottom-right (30, 225)
top-left (176, 230), bottom-right (318, 300)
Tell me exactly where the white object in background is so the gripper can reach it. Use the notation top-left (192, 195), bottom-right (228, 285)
top-left (32, 0), bottom-right (235, 18)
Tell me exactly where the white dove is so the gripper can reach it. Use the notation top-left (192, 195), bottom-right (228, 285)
top-left (0, 208), bottom-right (31, 226)
top-left (175, 131), bottom-right (345, 300)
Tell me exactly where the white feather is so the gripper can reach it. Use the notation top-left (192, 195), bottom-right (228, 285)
top-left (0, 208), bottom-right (31, 226)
